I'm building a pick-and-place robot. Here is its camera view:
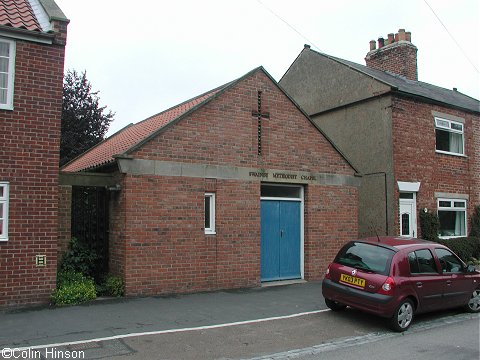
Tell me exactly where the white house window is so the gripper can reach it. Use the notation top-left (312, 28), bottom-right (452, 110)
top-left (437, 198), bottom-right (466, 238)
top-left (0, 39), bottom-right (15, 110)
top-left (435, 117), bottom-right (464, 156)
top-left (0, 182), bottom-right (9, 241)
top-left (205, 193), bottom-right (215, 234)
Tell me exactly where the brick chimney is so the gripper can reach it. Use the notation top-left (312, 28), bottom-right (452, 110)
top-left (365, 29), bottom-right (418, 81)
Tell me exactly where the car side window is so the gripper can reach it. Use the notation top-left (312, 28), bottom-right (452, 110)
top-left (434, 248), bottom-right (463, 273)
top-left (408, 249), bottom-right (438, 274)
top-left (408, 252), bottom-right (420, 274)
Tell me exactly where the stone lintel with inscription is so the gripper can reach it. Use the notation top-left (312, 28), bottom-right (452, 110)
top-left (117, 159), bottom-right (361, 187)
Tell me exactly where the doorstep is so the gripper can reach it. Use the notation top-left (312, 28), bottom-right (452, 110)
top-left (261, 279), bottom-right (307, 287)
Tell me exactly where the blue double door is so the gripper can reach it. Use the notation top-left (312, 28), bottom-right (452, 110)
top-left (261, 200), bottom-right (301, 282)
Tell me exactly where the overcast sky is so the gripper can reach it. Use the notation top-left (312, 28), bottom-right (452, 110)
top-left (54, 0), bottom-right (480, 135)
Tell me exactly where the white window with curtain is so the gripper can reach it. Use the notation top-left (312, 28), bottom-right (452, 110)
top-left (435, 117), bottom-right (464, 156)
top-left (0, 38), bottom-right (15, 110)
top-left (205, 193), bottom-right (215, 234)
top-left (437, 198), bottom-right (466, 238)
top-left (0, 182), bottom-right (9, 241)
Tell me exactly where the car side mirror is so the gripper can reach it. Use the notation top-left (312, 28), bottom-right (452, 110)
top-left (466, 265), bottom-right (477, 273)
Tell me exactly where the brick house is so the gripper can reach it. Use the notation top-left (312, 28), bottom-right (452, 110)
top-left (0, 0), bottom-right (68, 308)
top-left (280, 29), bottom-right (480, 240)
top-left (62, 67), bottom-right (360, 296)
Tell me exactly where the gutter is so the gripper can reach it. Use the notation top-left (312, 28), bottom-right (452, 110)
top-left (0, 25), bottom-right (55, 44)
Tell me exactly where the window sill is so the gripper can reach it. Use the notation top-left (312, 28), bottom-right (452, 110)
top-left (435, 150), bottom-right (467, 158)
top-left (438, 235), bottom-right (466, 240)
top-left (0, 105), bottom-right (13, 111)
top-left (205, 231), bottom-right (216, 235)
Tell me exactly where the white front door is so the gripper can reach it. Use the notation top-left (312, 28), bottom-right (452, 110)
top-left (399, 193), bottom-right (417, 237)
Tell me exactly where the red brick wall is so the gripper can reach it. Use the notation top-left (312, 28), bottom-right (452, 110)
top-left (133, 70), bottom-right (354, 175)
top-left (0, 35), bottom-right (66, 308)
top-left (114, 175), bottom-right (358, 296)
top-left (304, 185), bottom-right (358, 279)
top-left (391, 96), bottom-right (479, 235)
top-left (472, 112), bottom-right (480, 207)
top-left (365, 43), bottom-right (418, 81)
top-left (110, 70), bottom-right (358, 296)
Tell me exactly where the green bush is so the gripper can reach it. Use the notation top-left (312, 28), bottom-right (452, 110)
top-left (436, 237), bottom-right (480, 263)
top-left (419, 209), bottom-right (440, 241)
top-left (105, 276), bottom-right (124, 297)
top-left (51, 271), bottom-right (96, 306)
top-left (59, 238), bottom-right (98, 278)
top-left (470, 205), bottom-right (480, 238)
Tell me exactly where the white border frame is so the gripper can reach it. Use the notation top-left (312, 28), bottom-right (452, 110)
top-left (399, 192), bottom-right (417, 238)
top-left (260, 183), bottom-right (304, 280)
top-left (204, 192), bottom-right (216, 235)
top-left (0, 182), bottom-right (9, 241)
top-left (0, 38), bottom-right (16, 110)
top-left (437, 198), bottom-right (467, 239)
top-left (434, 117), bottom-right (465, 157)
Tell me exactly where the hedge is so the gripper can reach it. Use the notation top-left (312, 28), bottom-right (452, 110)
top-left (435, 237), bottom-right (480, 263)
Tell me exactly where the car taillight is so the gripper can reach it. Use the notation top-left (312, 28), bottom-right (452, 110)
top-left (378, 276), bottom-right (395, 295)
top-left (325, 264), bottom-right (331, 279)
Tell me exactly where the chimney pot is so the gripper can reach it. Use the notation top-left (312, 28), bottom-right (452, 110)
top-left (369, 40), bottom-right (376, 51)
top-left (387, 33), bottom-right (394, 44)
top-left (365, 29), bottom-right (418, 81)
top-left (304, 44), bottom-right (311, 49)
top-left (378, 37), bottom-right (385, 48)
top-left (453, 87), bottom-right (458, 92)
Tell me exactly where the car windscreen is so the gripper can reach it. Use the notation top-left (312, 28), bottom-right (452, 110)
top-left (334, 242), bottom-right (395, 275)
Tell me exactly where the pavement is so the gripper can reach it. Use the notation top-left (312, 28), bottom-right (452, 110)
top-left (0, 281), bottom-right (326, 349)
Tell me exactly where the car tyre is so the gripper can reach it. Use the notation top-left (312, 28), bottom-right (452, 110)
top-left (390, 299), bottom-right (414, 332)
top-left (325, 298), bottom-right (347, 311)
top-left (465, 288), bottom-right (480, 313)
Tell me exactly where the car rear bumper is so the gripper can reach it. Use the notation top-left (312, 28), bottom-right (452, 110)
top-left (322, 279), bottom-right (397, 318)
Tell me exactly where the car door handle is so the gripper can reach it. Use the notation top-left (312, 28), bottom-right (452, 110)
top-left (416, 282), bottom-right (423, 287)
top-left (446, 280), bottom-right (452, 286)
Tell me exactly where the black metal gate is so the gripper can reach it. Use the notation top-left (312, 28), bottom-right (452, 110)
top-left (71, 186), bottom-right (109, 276)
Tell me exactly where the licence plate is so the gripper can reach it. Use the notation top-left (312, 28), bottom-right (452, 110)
top-left (340, 273), bottom-right (365, 288)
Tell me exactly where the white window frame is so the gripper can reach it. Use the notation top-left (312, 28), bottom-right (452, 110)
top-left (0, 38), bottom-right (16, 110)
top-left (0, 182), bottom-right (9, 241)
top-left (434, 117), bottom-right (465, 156)
top-left (437, 198), bottom-right (467, 239)
top-left (205, 193), bottom-right (216, 235)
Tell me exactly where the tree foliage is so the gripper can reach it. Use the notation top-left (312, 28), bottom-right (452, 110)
top-left (60, 70), bottom-right (114, 166)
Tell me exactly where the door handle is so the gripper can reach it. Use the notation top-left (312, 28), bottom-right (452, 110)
top-left (416, 282), bottom-right (423, 287)
top-left (280, 230), bottom-right (284, 238)
top-left (446, 280), bottom-right (452, 286)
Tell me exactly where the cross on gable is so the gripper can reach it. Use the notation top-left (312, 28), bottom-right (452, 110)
top-left (252, 91), bottom-right (269, 155)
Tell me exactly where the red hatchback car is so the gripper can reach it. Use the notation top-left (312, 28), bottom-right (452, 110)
top-left (322, 237), bottom-right (480, 331)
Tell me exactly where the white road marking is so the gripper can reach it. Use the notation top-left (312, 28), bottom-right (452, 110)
top-left (12, 309), bottom-right (330, 351)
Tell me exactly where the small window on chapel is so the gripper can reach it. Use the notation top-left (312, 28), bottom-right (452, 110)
top-left (0, 182), bottom-right (9, 241)
top-left (205, 193), bottom-right (215, 234)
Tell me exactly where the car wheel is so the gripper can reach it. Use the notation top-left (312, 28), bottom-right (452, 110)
top-left (390, 299), bottom-right (414, 332)
top-left (465, 289), bottom-right (480, 313)
top-left (325, 298), bottom-right (347, 311)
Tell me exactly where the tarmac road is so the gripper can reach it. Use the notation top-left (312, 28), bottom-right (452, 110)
top-left (0, 281), bottom-right (478, 359)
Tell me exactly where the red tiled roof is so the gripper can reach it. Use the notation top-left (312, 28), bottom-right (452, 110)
top-left (62, 85), bottom-right (228, 172)
top-left (0, 0), bottom-right (42, 32)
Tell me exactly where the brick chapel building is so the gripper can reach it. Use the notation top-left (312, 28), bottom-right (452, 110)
top-left (62, 67), bottom-right (360, 296)
top-left (280, 29), bottom-right (480, 240)
top-left (0, 0), bottom-right (68, 308)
